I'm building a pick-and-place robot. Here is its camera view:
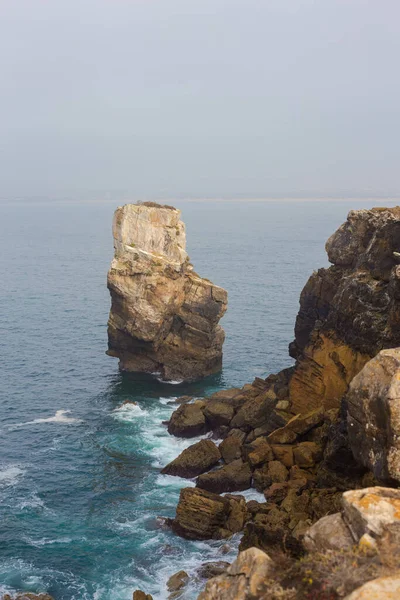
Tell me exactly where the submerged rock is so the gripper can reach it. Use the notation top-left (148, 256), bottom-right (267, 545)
top-left (107, 203), bottom-right (227, 382)
top-left (133, 592), bottom-right (153, 600)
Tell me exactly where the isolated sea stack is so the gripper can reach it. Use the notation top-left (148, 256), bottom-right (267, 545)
top-left (107, 202), bottom-right (227, 381)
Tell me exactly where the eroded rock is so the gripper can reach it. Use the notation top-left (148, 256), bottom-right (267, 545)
top-left (161, 439), bottom-right (221, 478)
top-left (196, 459), bottom-right (252, 494)
top-left (107, 203), bottom-right (227, 382)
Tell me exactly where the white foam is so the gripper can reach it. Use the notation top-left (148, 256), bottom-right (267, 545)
top-left (0, 465), bottom-right (25, 486)
top-left (9, 410), bottom-right (82, 428)
top-left (112, 403), bottom-right (149, 422)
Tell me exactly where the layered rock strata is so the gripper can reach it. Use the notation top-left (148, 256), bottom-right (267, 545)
top-left (107, 202), bottom-right (227, 381)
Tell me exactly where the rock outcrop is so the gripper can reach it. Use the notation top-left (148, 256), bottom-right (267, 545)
top-left (161, 439), bottom-right (221, 478)
top-left (107, 202), bottom-right (227, 381)
top-left (289, 207), bottom-right (400, 413)
top-left (347, 348), bottom-right (400, 483)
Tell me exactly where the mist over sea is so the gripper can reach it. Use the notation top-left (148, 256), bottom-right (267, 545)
top-left (0, 199), bottom-right (392, 599)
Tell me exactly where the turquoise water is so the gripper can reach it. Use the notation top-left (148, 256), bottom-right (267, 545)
top-left (0, 199), bottom-right (387, 599)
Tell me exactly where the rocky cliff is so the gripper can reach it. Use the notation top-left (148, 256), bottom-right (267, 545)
top-left (289, 206), bottom-right (400, 413)
top-left (107, 202), bottom-right (227, 381)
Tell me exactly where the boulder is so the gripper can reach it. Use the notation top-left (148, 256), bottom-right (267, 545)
top-left (167, 403), bottom-right (208, 438)
top-left (342, 487), bottom-right (400, 543)
top-left (203, 401), bottom-right (235, 429)
top-left (196, 459), bottom-right (252, 494)
top-left (253, 461), bottom-right (288, 492)
top-left (161, 439), bottom-right (221, 478)
top-left (133, 592), bottom-right (153, 600)
top-left (167, 570), bottom-right (189, 593)
top-left (293, 442), bottom-right (322, 468)
top-left (107, 203), bottom-right (227, 382)
top-left (303, 512), bottom-right (354, 552)
top-left (219, 429), bottom-right (246, 463)
top-left (347, 349), bottom-right (400, 482)
top-left (172, 487), bottom-right (247, 540)
top-left (244, 438), bottom-right (274, 468)
top-left (197, 548), bottom-right (275, 600)
top-left (230, 391), bottom-right (277, 431)
top-left (271, 444), bottom-right (294, 468)
top-left (344, 575), bottom-right (400, 600)
top-left (197, 561), bottom-right (230, 579)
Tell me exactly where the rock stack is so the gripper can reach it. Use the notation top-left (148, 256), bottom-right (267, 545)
top-left (107, 202), bottom-right (227, 382)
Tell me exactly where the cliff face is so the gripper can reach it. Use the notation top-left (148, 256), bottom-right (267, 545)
top-left (288, 207), bottom-right (400, 413)
top-left (107, 203), bottom-right (227, 382)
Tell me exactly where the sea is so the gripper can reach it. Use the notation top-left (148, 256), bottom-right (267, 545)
top-left (0, 198), bottom-right (391, 599)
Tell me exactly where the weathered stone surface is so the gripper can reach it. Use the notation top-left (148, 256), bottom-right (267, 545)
top-left (219, 429), bottom-right (246, 464)
top-left (271, 444), bottom-right (294, 468)
top-left (253, 461), bottom-right (288, 492)
top-left (167, 570), bottom-right (189, 592)
top-left (196, 459), bottom-right (252, 494)
top-left (293, 442), bottom-right (322, 468)
top-left (347, 349), bottom-right (400, 482)
top-left (133, 590), bottom-right (153, 600)
top-left (303, 512), bottom-right (354, 552)
top-left (161, 439), bottom-right (221, 478)
top-left (203, 401), bottom-right (235, 429)
top-left (342, 487), bottom-right (400, 542)
top-left (197, 548), bottom-right (274, 600)
top-left (230, 392), bottom-right (276, 431)
top-left (167, 403), bottom-right (208, 438)
top-left (197, 562), bottom-right (230, 579)
top-left (344, 575), bottom-right (400, 599)
top-left (107, 203), bottom-right (227, 382)
top-left (288, 207), bottom-right (400, 412)
top-left (172, 487), bottom-right (247, 540)
top-left (244, 438), bottom-right (274, 468)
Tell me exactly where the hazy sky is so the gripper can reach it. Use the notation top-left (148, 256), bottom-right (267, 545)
top-left (1, 0), bottom-right (399, 200)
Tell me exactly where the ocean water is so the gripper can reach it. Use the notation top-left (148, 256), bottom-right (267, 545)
top-left (0, 199), bottom-right (390, 599)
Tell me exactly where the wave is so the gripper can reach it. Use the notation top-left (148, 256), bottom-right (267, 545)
top-left (8, 410), bottom-right (82, 429)
top-left (0, 465), bottom-right (25, 486)
top-left (111, 403), bottom-right (149, 422)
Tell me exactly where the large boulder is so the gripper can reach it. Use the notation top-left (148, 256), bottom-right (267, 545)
top-left (172, 487), bottom-right (247, 540)
top-left (203, 400), bottom-right (235, 429)
top-left (161, 439), bottom-right (221, 478)
top-left (196, 459), bottom-right (252, 494)
top-left (344, 576), bottom-right (400, 600)
top-left (197, 548), bottom-right (275, 600)
top-left (303, 512), bottom-right (354, 552)
top-left (347, 349), bottom-right (400, 482)
top-left (107, 203), bottom-right (227, 382)
top-left (230, 391), bottom-right (276, 431)
top-left (342, 487), bottom-right (400, 544)
top-left (167, 403), bottom-right (208, 438)
top-left (219, 429), bottom-right (246, 464)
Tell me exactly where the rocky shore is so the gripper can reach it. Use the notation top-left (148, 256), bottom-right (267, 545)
top-left (107, 202), bottom-right (227, 382)
top-left (134, 207), bottom-right (400, 599)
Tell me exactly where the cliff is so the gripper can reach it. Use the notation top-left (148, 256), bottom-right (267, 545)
top-left (107, 202), bottom-right (227, 381)
top-left (288, 206), bottom-right (400, 413)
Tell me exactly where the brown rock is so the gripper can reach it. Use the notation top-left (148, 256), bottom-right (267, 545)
top-left (167, 403), bottom-right (208, 438)
top-left (230, 391), bottom-right (277, 431)
top-left (197, 548), bottom-right (275, 600)
top-left (271, 444), bottom-right (294, 468)
top-left (267, 427), bottom-right (297, 445)
top-left (167, 570), bottom-right (189, 593)
top-left (203, 401), bottom-right (235, 429)
top-left (253, 460), bottom-right (288, 492)
top-left (197, 561), bottom-right (230, 579)
top-left (161, 439), bottom-right (221, 478)
top-left (244, 438), bottom-right (274, 468)
top-left (133, 591), bottom-right (153, 600)
top-left (347, 349), bottom-right (400, 483)
top-left (342, 486), bottom-right (400, 543)
top-left (196, 459), bottom-right (252, 494)
top-left (172, 487), bottom-right (247, 540)
top-left (293, 442), bottom-right (322, 468)
top-left (107, 203), bottom-right (227, 382)
top-left (219, 429), bottom-right (246, 463)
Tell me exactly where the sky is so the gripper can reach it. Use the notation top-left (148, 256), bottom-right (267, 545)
top-left (0, 0), bottom-right (399, 200)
